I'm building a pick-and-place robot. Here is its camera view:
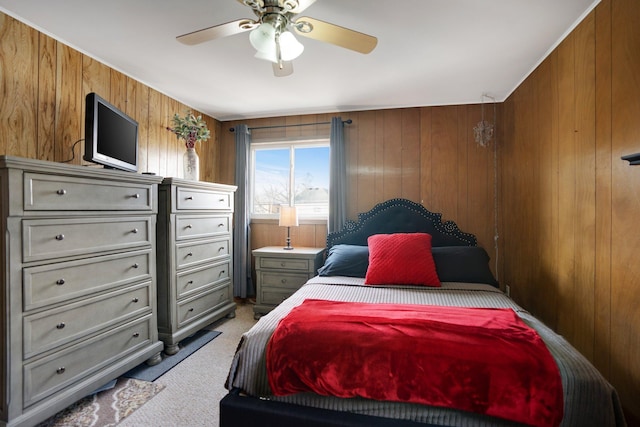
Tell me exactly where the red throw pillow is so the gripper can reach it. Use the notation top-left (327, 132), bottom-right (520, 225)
top-left (365, 233), bottom-right (441, 287)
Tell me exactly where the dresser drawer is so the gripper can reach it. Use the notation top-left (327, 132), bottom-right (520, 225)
top-left (23, 249), bottom-right (152, 311)
top-left (259, 257), bottom-right (312, 272)
top-left (22, 216), bottom-right (153, 263)
top-left (259, 271), bottom-right (309, 289)
top-left (23, 283), bottom-right (152, 358)
top-left (176, 238), bottom-right (230, 269)
top-left (176, 261), bottom-right (231, 299)
top-left (176, 187), bottom-right (232, 211)
top-left (175, 214), bottom-right (231, 240)
top-left (261, 288), bottom-right (297, 306)
top-left (177, 285), bottom-right (230, 328)
top-left (23, 315), bottom-right (153, 407)
top-left (24, 173), bottom-right (154, 212)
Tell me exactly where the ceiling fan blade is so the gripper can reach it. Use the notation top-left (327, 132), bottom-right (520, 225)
top-left (293, 17), bottom-right (377, 54)
top-left (177, 19), bottom-right (257, 45)
top-left (273, 61), bottom-right (294, 77)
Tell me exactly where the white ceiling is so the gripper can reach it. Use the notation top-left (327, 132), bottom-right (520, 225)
top-left (0, 0), bottom-right (599, 121)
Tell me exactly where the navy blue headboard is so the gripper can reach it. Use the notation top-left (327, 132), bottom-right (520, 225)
top-left (326, 198), bottom-right (477, 249)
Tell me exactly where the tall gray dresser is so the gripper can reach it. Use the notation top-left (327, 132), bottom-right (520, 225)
top-left (156, 178), bottom-right (237, 355)
top-left (0, 155), bottom-right (164, 427)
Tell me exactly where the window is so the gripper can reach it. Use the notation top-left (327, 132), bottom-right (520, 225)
top-left (250, 139), bottom-right (330, 219)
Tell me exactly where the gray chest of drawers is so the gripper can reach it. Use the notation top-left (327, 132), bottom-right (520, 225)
top-left (0, 156), bottom-right (164, 427)
top-left (252, 246), bottom-right (325, 319)
top-left (156, 178), bottom-right (237, 355)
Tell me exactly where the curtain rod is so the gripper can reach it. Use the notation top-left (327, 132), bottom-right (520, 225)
top-left (229, 119), bottom-right (352, 132)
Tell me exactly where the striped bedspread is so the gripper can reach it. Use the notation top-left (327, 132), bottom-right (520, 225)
top-left (225, 277), bottom-right (626, 427)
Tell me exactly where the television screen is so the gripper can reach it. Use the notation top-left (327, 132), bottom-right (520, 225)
top-left (84, 92), bottom-right (138, 172)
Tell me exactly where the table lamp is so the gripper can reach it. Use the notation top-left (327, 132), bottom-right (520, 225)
top-left (279, 205), bottom-right (298, 250)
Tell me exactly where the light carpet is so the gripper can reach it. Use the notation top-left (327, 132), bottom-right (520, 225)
top-left (118, 301), bottom-right (257, 427)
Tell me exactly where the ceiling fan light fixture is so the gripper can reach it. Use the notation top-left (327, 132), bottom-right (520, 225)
top-left (249, 22), bottom-right (276, 52)
top-left (254, 48), bottom-right (278, 63)
top-left (278, 30), bottom-right (304, 61)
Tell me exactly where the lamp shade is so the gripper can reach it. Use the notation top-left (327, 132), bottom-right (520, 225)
top-left (278, 30), bottom-right (304, 61)
top-left (250, 23), bottom-right (276, 53)
top-left (254, 49), bottom-right (278, 63)
top-left (250, 23), bottom-right (304, 64)
top-left (279, 205), bottom-right (299, 227)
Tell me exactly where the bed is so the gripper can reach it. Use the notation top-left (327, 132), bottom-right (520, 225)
top-left (220, 198), bottom-right (626, 427)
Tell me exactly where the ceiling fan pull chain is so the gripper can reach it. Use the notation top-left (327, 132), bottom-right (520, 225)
top-left (275, 32), bottom-right (284, 68)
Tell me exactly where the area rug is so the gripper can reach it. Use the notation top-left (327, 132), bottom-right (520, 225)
top-left (123, 330), bottom-right (222, 382)
top-left (36, 377), bottom-right (165, 427)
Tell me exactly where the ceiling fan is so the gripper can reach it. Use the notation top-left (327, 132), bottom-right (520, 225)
top-left (176, 0), bottom-right (378, 77)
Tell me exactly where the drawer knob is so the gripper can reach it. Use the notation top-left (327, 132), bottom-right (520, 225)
top-left (56, 189), bottom-right (67, 195)
top-left (56, 279), bottom-right (65, 285)
top-left (56, 322), bottom-right (65, 329)
top-left (219, 270), bottom-right (225, 276)
top-left (131, 228), bottom-right (139, 234)
top-left (186, 252), bottom-right (193, 257)
top-left (55, 234), bottom-right (65, 241)
top-left (186, 224), bottom-right (193, 229)
top-left (132, 263), bottom-right (139, 268)
top-left (188, 308), bottom-right (194, 312)
top-left (187, 280), bottom-right (194, 285)
top-left (132, 297), bottom-right (139, 303)
top-left (185, 196), bottom-right (194, 200)
top-left (218, 223), bottom-right (224, 227)
top-left (56, 367), bottom-right (66, 375)
top-left (131, 193), bottom-right (140, 199)
top-left (133, 332), bottom-right (140, 338)
top-left (218, 246), bottom-right (225, 251)
top-left (280, 262), bottom-right (286, 267)
top-left (281, 279), bottom-right (287, 284)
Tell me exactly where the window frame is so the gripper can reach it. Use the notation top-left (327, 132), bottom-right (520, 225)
top-left (249, 137), bottom-right (330, 221)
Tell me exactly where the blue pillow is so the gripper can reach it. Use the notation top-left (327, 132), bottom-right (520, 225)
top-left (431, 246), bottom-right (498, 287)
top-left (317, 244), bottom-right (369, 277)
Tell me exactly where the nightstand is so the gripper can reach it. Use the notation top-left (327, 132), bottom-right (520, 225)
top-left (252, 246), bottom-right (325, 319)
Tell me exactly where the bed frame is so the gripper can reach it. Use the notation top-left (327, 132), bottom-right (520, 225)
top-left (220, 199), bottom-right (473, 427)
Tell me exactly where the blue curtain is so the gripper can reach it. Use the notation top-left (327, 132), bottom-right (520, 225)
top-left (233, 124), bottom-right (254, 298)
top-left (329, 117), bottom-right (347, 233)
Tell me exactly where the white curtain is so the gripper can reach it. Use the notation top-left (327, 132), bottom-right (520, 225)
top-left (329, 116), bottom-right (347, 233)
top-left (233, 124), bottom-right (254, 298)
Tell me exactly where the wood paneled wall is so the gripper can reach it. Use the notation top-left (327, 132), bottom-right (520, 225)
top-left (6, 2), bottom-right (638, 423)
top-left (0, 13), bottom-right (221, 180)
top-left (501, 0), bottom-right (640, 421)
top-left (220, 106), bottom-right (500, 275)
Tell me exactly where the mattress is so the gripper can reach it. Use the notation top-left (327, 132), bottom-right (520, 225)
top-left (226, 276), bottom-right (626, 427)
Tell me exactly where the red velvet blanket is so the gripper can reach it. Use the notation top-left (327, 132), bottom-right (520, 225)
top-left (267, 299), bottom-right (563, 427)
